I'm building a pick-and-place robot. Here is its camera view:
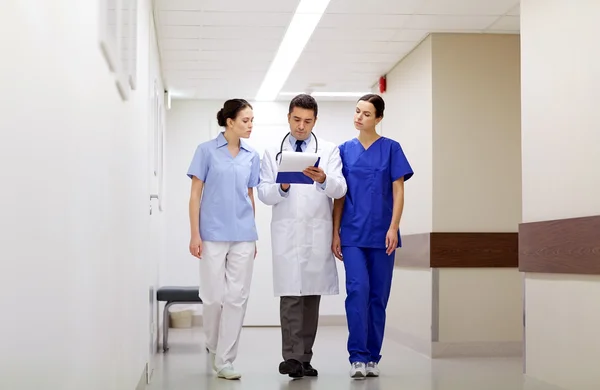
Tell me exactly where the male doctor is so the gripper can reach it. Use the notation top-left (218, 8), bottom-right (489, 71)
top-left (258, 94), bottom-right (347, 378)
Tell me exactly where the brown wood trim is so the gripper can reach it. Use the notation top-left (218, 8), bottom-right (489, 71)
top-left (519, 215), bottom-right (600, 275)
top-left (430, 232), bottom-right (518, 267)
top-left (396, 233), bottom-right (430, 268)
top-left (396, 232), bottom-right (518, 268)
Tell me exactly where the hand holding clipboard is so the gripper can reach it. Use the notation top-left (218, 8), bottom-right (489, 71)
top-left (276, 151), bottom-right (322, 184)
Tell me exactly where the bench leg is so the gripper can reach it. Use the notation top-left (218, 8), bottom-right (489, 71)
top-left (162, 302), bottom-right (173, 352)
top-left (160, 300), bottom-right (202, 353)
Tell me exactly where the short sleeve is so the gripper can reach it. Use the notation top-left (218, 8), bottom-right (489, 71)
top-left (248, 152), bottom-right (261, 187)
top-left (187, 145), bottom-right (209, 181)
top-left (390, 141), bottom-right (414, 182)
top-left (338, 143), bottom-right (345, 164)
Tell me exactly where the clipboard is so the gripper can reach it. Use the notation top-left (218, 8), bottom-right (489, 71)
top-left (275, 151), bottom-right (321, 184)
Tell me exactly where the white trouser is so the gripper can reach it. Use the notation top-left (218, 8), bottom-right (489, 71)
top-left (199, 241), bottom-right (255, 370)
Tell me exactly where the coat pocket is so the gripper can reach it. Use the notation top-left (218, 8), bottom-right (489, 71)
top-left (271, 220), bottom-right (294, 257)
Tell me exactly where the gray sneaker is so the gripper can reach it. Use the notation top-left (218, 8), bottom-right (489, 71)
top-left (350, 362), bottom-right (366, 379)
top-left (366, 362), bottom-right (380, 377)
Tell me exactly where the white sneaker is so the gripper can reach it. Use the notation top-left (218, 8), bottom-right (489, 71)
top-left (366, 362), bottom-right (380, 377)
top-left (217, 364), bottom-right (242, 380)
top-left (350, 362), bottom-right (366, 379)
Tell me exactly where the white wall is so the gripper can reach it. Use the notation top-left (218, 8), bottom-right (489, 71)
top-left (381, 36), bottom-right (434, 353)
top-left (381, 36), bottom-right (434, 235)
top-left (386, 268), bottom-right (433, 355)
top-left (431, 33), bottom-right (523, 354)
top-left (521, 0), bottom-right (600, 388)
top-left (0, 1), bottom-right (164, 389)
top-left (164, 99), bottom-right (358, 325)
top-left (382, 33), bottom-right (523, 357)
top-left (437, 268), bottom-right (522, 343)
top-left (520, 0), bottom-right (600, 223)
top-left (432, 33), bottom-right (522, 233)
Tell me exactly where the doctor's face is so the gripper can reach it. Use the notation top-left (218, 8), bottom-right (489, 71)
top-left (288, 107), bottom-right (317, 141)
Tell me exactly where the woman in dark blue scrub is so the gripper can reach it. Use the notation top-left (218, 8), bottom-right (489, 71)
top-left (332, 94), bottom-right (413, 379)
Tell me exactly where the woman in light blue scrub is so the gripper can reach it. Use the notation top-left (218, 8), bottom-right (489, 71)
top-left (187, 99), bottom-right (260, 380)
top-left (332, 94), bottom-right (413, 379)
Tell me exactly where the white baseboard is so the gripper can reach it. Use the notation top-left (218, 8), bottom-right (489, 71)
top-left (385, 326), bottom-right (432, 357)
top-left (432, 341), bottom-right (523, 358)
top-left (135, 365), bottom-right (146, 390)
top-left (319, 314), bottom-right (347, 326)
top-left (385, 326), bottom-right (522, 358)
top-left (189, 314), bottom-right (346, 328)
top-left (169, 317), bottom-right (522, 359)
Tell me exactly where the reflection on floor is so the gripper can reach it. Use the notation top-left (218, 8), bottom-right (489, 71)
top-left (147, 326), bottom-right (563, 390)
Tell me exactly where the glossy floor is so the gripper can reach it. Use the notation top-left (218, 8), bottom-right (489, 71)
top-left (147, 327), bottom-right (563, 390)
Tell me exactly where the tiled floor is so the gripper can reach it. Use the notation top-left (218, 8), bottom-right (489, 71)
top-left (148, 327), bottom-right (563, 390)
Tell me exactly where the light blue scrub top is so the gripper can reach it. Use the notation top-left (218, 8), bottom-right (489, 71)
top-left (338, 137), bottom-right (413, 249)
top-left (187, 132), bottom-right (261, 242)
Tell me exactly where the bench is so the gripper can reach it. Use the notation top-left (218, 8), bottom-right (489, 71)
top-left (156, 286), bottom-right (203, 352)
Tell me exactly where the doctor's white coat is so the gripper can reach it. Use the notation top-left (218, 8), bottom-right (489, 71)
top-left (258, 136), bottom-right (347, 297)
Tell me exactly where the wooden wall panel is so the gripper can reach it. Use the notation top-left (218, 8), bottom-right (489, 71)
top-left (396, 232), bottom-right (518, 268)
top-left (519, 215), bottom-right (600, 275)
top-left (430, 233), bottom-right (518, 268)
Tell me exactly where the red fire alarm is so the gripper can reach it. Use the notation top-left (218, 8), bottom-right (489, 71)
top-left (379, 76), bottom-right (386, 94)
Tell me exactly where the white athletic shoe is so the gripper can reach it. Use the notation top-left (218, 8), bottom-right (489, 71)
top-left (366, 362), bottom-right (380, 377)
top-left (217, 364), bottom-right (242, 380)
top-left (350, 362), bottom-right (366, 379)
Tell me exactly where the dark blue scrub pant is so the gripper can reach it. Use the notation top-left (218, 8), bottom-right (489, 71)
top-left (342, 246), bottom-right (395, 364)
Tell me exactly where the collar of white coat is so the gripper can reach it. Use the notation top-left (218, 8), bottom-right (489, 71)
top-left (285, 132), bottom-right (320, 152)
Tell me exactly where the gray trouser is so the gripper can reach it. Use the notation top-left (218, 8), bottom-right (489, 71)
top-left (280, 295), bottom-right (321, 363)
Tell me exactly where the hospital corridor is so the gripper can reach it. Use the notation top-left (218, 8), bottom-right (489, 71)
top-left (1, 1), bottom-right (599, 390)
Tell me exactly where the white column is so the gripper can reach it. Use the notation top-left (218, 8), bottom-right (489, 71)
top-left (521, 0), bottom-right (600, 388)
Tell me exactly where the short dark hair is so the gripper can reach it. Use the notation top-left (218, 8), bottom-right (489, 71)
top-left (289, 94), bottom-right (318, 117)
top-left (216, 99), bottom-right (252, 127)
top-left (358, 94), bottom-right (385, 118)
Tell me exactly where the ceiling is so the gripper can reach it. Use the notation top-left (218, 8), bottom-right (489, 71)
top-left (154, 0), bottom-right (520, 101)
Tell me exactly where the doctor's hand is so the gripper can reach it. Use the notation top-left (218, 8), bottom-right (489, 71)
top-left (189, 235), bottom-right (203, 259)
top-left (385, 229), bottom-right (398, 255)
top-left (303, 166), bottom-right (326, 184)
top-left (332, 234), bottom-right (343, 261)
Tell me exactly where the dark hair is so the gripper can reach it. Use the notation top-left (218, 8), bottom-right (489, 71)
top-left (358, 94), bottom-right (385, 118)
top-left (216, 99), bottom-right (252, 127)
top-left (289, 94), bottom-right (318, 117)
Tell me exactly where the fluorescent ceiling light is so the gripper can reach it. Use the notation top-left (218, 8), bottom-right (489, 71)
top-left (255, 0), bottom-right (331, 102)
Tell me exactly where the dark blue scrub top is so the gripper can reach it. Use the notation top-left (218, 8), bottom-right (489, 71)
top-left (338, 137), bottom-right (413, 249)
